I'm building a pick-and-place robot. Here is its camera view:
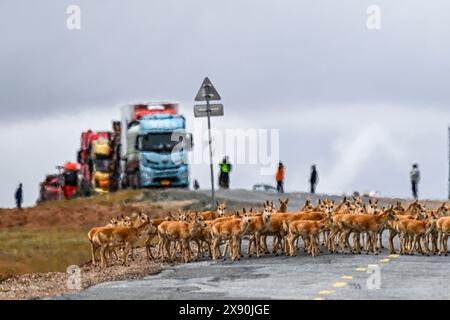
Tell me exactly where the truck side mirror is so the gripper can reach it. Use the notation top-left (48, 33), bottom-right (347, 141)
top-left (188, 133), bottom-right (194, 149)
top-left (135, 136), bottom-right (141, 151)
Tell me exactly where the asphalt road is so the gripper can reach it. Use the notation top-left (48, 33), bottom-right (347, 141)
top-left (59, 190), bottom-right (450, 300)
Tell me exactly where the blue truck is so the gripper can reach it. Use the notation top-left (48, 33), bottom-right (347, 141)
top-left (120, 102), bottom-right (192, 188)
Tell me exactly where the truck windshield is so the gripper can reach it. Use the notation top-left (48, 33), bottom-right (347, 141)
top-left (140, 133), bottom-right (181, 153)
top-left (94, 159), bottom-right (110, 172)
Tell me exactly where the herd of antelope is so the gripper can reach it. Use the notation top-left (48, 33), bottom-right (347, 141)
top-left (87, 195), bottom-right (450, 268)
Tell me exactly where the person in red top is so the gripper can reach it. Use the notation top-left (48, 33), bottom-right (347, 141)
top-left (276, 162), bottom-right (285, 193)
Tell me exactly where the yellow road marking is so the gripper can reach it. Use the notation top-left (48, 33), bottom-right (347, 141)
top-left (319, 290), bottom-right (336, 295)
top-left (333, 282), bottom-right (347, 288)
top-left (355, 267), bottom-right (366, 271)
top-left (389, 254), bottom-right (400, 258)
top-left (313, 297), bottom-right (325, 300)
top-left (379, 258), bottom-right (390, 263)
top-left (341, 275), bottom-right (353, 280)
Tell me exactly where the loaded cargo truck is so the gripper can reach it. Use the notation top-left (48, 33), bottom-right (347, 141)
top-left (62, 162), bottom-right (80, 199)
top-left (77, 123), bottom-right (121, 195)
top-left (77, 130), bottom-right (94, 196)
top-left (91, 132), bottom-right (112, 194)
top-left (121, 102), bottom-right (192, 188)
top-left (38, 174), bottom-right (64, 202)
top-left (37, 162), bottom-right (80, 203)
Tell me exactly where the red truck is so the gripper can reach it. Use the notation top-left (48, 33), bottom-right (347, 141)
top-left (77, 122), bottom-right (121, 195)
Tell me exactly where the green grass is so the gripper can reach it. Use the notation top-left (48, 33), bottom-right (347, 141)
top-left (0, 229), bottom-right (90, 281)
top-left (36, 189), bottom-right (144, 208)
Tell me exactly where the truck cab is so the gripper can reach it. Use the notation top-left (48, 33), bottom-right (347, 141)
top-left (121, 102), bottom-right (192, 188)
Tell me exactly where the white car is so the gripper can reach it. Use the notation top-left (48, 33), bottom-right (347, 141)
top-left (252, 183), bottom-right (277, 192)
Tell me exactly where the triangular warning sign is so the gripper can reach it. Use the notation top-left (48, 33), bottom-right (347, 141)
top-left (195, 77), bottom-right (221, 101)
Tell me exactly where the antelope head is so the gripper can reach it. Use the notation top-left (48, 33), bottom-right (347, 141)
top-left (216, 201), bottom-right (226, 217)
top-left (278, 198), bottom-right (289, 213)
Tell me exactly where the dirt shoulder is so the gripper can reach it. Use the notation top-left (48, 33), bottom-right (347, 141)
top-left (0, 247), bottom-right (162, 300)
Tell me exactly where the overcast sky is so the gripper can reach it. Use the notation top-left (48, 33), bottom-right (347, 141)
top-left (1, 0), bottom-right (450, 207)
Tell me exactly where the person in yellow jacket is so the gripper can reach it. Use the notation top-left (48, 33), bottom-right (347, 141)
top-left (219, 156), bottom-right (232, 189)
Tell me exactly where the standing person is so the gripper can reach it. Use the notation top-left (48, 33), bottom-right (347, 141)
top-left (219, 156), bottom-right (232, 189)
top-left (15, 183), bottom-right (23, 209)
top-left (276, 162), bottom-right (285, 193)
top-left (410, 163), bottom-right (420, 199)
top-left (310, 164), bottom-right (319, 194)
top-left (193, 179), bottom-right (200, 190)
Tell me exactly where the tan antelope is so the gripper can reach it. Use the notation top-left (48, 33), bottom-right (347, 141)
top-left (333, 206), bottom-right (398, 254)
top-left (191, 221), bottom-right (213, 260)
top-left (144, 213), bottom-right (176, 260)
top-left (211, 210), bottom-right (252, 261)
top-left (426, 202), bottom-right (449, 254)
top-left (190, 201), bottom-right (227, 221)
top-left (400, 216), bottom-right (437, 255)
top-left (437, 216), bottom-right (450, 255)
top-left (157, 213), bottom-right (206, 263)
top-left (269, 199), bottom-right (334, 255)
top-left (246, 205), bottom-right (274, 257)
top-left (92, 212), bottom-right (151, 267)
top-left (387, 202), bottom-right (427, 254)
top-left (284, 215), bottom-right (332, 257)
top-left (278, 198), bottom-right (289, 213)
top-left (300, 199), bottom-right (314, 212)
top-left (393, 201), bottom-right (405, 214)
top-left (88, 217), bottom-right (119, 266)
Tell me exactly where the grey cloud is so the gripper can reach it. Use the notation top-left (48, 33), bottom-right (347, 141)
top-left (1, 0), bottom-right (450, 123)
top-left (1, 1), bottom-right (450, 206)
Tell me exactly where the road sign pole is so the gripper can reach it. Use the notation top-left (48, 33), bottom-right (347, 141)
top-left (194, 77), bottom-right (222, 207)
top-left (206, 96), bottom-right (215, 206)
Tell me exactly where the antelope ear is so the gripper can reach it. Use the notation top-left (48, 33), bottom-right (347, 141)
top-left (249, 208), bottom-right (253, 212)
top-left (285, 198), bottom-right (289, 204)
top-left (278, 199), bottom-right (282, 204)
top-left (216, 201), bottom-right (219, 206)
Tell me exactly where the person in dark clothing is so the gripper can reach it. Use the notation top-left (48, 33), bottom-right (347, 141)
top-left (410, 163), bottom-right (420, 200)
top-left (193, 179), bottom-right (200, 190)
top-left (15, 183), bottom-right (23, 209)
top-left (309, 165), bottom-right (319, 194)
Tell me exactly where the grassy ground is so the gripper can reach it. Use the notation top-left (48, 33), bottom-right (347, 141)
top-left (44, 189), bottom-right (144, 208)
top-left (0, 229), bottom-right (90, 281)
